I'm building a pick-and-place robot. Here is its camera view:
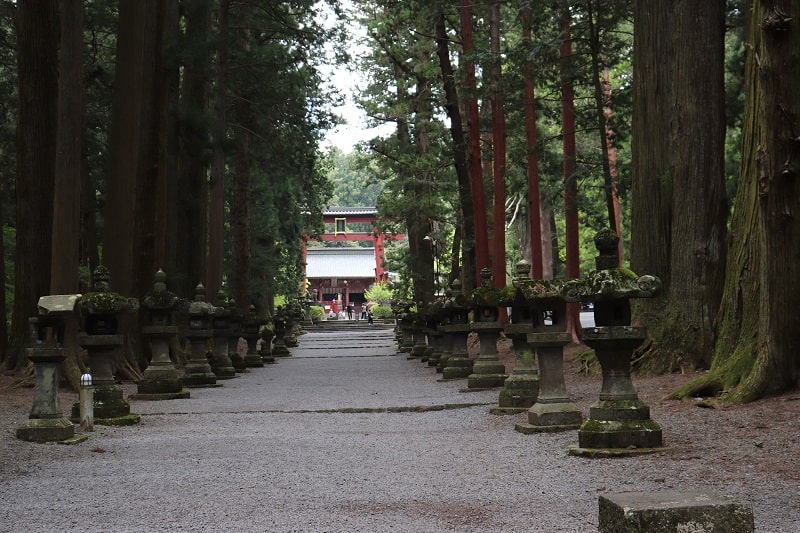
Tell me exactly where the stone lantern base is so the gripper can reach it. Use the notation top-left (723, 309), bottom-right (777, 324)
top-left (16, 418), bottom-right (86, 444)
top-left (439, 324), bottom-right (472, 381)
top-left (465, 322), bottom-right (507, 390)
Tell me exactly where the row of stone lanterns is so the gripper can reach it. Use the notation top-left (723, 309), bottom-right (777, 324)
top-left (395, 229), bottom-right (665, 455)
top-left (16, 266), bottom-right (299, 443)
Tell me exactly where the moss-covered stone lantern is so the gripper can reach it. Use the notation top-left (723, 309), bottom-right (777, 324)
top-left (225, 298), bottom-right (246, 372)
top-left (562, 229), bottom-right (664, 456)
top-left (466, 268), bottom-right (508, 390)
top-left (74, 266), bottom-right (141, 425)
top-left (183, 284), bottom-right (221, 388)
top-left (17, 295), bottom-right (86, 443)
top-left (134, 269), bottom-right (190, 400)
top-left (209, 290), bottom-right (237, 379)
top-left (514, 269), bottom-right (583, 434)
top-left (440, 280), bottom-right (474, 381)
top-left (242, 304), bottom-right (266, 367)
top-left (490, 261), bottom-right (540, 415)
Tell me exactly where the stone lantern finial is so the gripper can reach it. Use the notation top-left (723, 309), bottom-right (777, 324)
top-left (92, 265), bottom-right (111, 292)
top-left (480, 267), bottom-right (493, 288)
top-left (594, 228), bottom-right (620, 270)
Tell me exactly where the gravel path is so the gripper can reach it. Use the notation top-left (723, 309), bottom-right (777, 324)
top-left (1, 325), bottom-right (797, 532)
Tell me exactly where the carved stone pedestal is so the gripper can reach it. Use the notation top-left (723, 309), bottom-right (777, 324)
top-left (135, 325), bottom-right (189, 400)
top-left (74, 334), bottom-right (141, 424)
top-left (465, 321), bottom-right (507, 390)
top-left (515, 332), bottom-right (582, 433)
top-left (490, 323), bottom-right (538, 415)
top-left (568, 326), bottom-right (664, 457)
top-left (440, 324), bottom-right (472, 380)
top-left (17, 343), bottom-right (81, 443)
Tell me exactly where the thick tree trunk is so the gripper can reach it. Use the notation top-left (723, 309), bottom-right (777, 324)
top-left (8, 1), bottom-right (58, 369)
top-left (175, 0), bottom-right (212, 298)
top-left (51, 0), bottom-right (83, 295)
top-left (104, 0), bottom-right (146, 297)
top-left (489, 0), bottom-right (507, 295)
top-left (630, 0), bottom-right (674, 350)
top-left (521, 8), bottom-right (543, 279)
top-left (559, 10), bottom-right (580, 340)
top-left (676, 0), bottom-right (800, 403)
top-left (637, 0), bottom-right (728, 373)
top-left (435, 9), bottom-right (474, 293)
top-left (460, 0), bottom-right (485, 290)
top-left (206, 0), bottom-right (230, 300)
top-left (232, 126), bottom-right (252, 311)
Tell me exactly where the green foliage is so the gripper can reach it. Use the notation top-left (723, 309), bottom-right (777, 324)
top-left (308, 305), bottom-right (325, 322)
top-left (364, 282), bottom-right (393, 305)
top-left (369, 305), bottom-right (393, 319)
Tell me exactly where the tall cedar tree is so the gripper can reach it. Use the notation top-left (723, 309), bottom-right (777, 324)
top-left (559, 8), bottom-right (581, 339)
top-left (461, 0), bottom-right (486, 289)
top-left (630, 0), bottom-right (673, 329)
top-left (489, 0), bottom-right (507, 295)
top-left (434, 8), bottom-right (474, 291)
top-left (172, 0), bottom-right (212, 299)
top-left (675, 0), bottom-right (800, 402)
top-left (521, 7), bottom-right (543, 279)
top-left (634, 0), bottom-right (728, 373)
top-left (51, 0), bottom-right (83, 295)
top-left (7, 1), bottom-right (58, 369)
top-left (206, 0), bottom-right (229, 301)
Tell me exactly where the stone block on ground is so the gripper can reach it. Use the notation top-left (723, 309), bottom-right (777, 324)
top-left (598, 490), bottom-right (754, 533)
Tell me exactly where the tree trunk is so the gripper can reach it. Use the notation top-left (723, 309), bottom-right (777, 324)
top-left (51, 0), bottom-right (83, 295)
top-left (489, 0), bottom-right (507, 295)
top-left (7, 1), bottom-right (58, 369)
top-left (232, 124), bottom-right (252, 311)
top-left (104, 0), bottom-right (146, 297)
top-left (206, 0), bottom-right (230, 300)
top-left (559, 9), bottom-right (581, 340)
top-left (434, 9), bottom-right (474, 293)
top-left (460, 0), bottom-right (485, 290)
top-left (675, 0), bottom-right (800, 403)
top-left (521, 8), bottom-right (543, 279)
top-left (637, 0), bottom-right (728, 373)
top-left (175, 0), bottom-right (212, 298)
top-left (630, 0), bottom-right (674, 346)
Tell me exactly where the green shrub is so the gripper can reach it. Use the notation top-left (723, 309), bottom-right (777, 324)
top-left (370, 305), bottom-right (393, 319)
top-left (309, 305), bottom-right (324, 322)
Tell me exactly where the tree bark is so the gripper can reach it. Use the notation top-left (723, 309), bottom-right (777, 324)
top-left (206, 0), bottom-right (230, 300)
top-left (675, 0), bottom-right (800, 402)
top-left (489, 0), bottom-right (507, 295)
top-left (460, 0), bottom-right (485, 290)
top-left (434, 9), bottom-right (474, 293)
top-left (636, 0), bottom-right (728, 373)
top-left (7, 1), bottom-right (58, 369)
top-left (51, 0), bottom-right (83, 295)
top-left (521, 8), bottom-right (543, 279)
top-left (174, 0), bottom-right (212, 298)
top-left (559, 9), bottom-right (580, 340)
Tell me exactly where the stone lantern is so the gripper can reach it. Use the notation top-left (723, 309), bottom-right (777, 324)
top-left (134, 269), bottom-right (190, 400)
top-left (73, 266), bottom-right (140, 425)
top-left (17, 295), bottom-right (86, 443)
top-left (271, 306), bottom-right (290, 358)
top-left (225, 298), bottom-right (246, 372)
top-left (209, 290), bottom-right (237, 379)
top-left (424, 298), bottom-right (446, 369)
top-left (515, 271), bottom-right (583, 434)
top-left (395, 302), bottom-right (414, 354)
top-left (466, 268), bottom-right (508, 390)
top-left (564, 229), bottom-right (664, 456)
top-left (241, 304), bottom-right (265, 367)
top-left (440, 280), bottom-right (473, 381)
top-left (490, 261), bottom-right (540, 415)
top-left (409, 306), bottom-right (428, 360)
top-left (182, 284), bottom-right (221, 388)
